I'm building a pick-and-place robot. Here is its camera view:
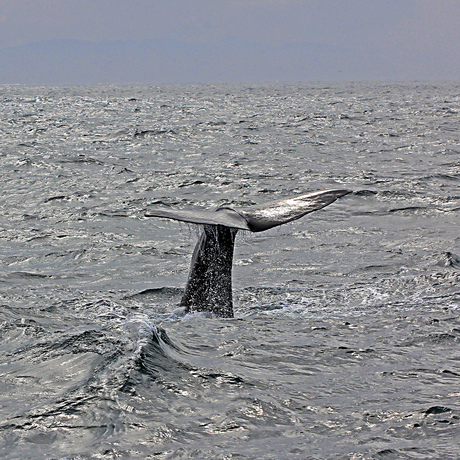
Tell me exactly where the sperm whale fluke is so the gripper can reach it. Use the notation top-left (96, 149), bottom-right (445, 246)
top-left (146, 189), bottom-right (350, 317)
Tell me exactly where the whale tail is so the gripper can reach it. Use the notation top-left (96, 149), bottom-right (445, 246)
top-left (146, 189), bottom-right (350, 317)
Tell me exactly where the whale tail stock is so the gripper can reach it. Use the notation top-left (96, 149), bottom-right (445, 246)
top-left (146, 189), bottom-right (350, 317)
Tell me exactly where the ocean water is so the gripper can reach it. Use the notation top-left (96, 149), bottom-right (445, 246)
top-left (0, 81), bottom-right (459, 459)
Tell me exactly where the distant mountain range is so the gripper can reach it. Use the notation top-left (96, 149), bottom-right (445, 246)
top-left (0, 37), bottom-right (455, 84)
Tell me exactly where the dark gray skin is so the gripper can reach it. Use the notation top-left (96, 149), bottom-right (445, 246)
top-left (180, 225), bottom-right (237, 318)
top-left (146, 189), bottom-right (350, 317)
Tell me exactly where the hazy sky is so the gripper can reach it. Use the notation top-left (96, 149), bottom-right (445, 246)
top-left (1, 0), bottom-right (458, 52)
top-left (0, 0), bottom-right (458, 82)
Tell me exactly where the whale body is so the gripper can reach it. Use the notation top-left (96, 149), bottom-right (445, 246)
top-left (146, 189), bottom-right (350, 317)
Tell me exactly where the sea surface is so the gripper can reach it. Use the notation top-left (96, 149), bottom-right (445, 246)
top-left (0, 82), bottom-right (459, 459)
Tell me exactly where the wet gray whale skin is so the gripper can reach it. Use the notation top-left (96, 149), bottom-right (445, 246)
top-left (146, 189), bottom-right (350, 318)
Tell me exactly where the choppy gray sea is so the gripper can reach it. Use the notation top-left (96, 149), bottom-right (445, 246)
top-left (1, 82), bottom-right (459, 459)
